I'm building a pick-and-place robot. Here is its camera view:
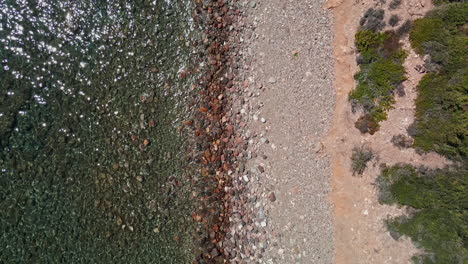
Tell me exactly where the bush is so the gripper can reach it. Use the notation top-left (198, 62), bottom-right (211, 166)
top-left (391, 134), bottom-right (413, 149)
top-left (377, 165), bottom-right (468, 264)
top-left (410, 18), bottom-right (446, 54)
top-left (430, 2), bottom-right (468, 26)
top-left (360, 8), bottom-right (386, 31)
top-left (351, 29), bottom-right (407, 133)
top-left (422, 41), bottom-right (450, 68)
top-left (395, 83), bottom-right (406, 96)
top-left (397, 20), bottom-right (412, 36)
top-left (411, 72), bottom-right (467, 159)
top-left (433, 0), bottom-right (465, 5)
top-left (351, 145), bottom-right (375, 175)
top-left (355, 30), bottom-right (387, 52)
top-left (350, 51), bottom-right (405, 117)
top-left (389, 14), bottom-right (400, 27)
top-left (389, 0), bottom-right (402, 9)
top-left (378, 4), bottom-right (468, 263)
top-left (355, 114), bottom-right (379, 134)
top-left (408, 3), bottom-right (468, 161)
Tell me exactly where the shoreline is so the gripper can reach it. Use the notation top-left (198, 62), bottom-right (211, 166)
top-left (191, 0), bottom-right (450, 263)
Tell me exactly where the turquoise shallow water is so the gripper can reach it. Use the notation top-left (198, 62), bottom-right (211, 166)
top-left (0, 1), bottom-right (204, 262)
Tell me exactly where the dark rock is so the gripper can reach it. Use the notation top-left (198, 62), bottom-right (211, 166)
top-left (257, 165), bottom-right (264, 173)
top-left (211, 248), bottom-right (219, 257)
top-left (268, 192), bottom-right (276, 202)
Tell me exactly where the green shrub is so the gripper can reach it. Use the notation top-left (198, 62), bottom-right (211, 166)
top-left (397, 20), bottom-right (412, 36)
top-left (391, 134), bottom-right (413, 149)
top-left (378, 5), bottom-right (468, 263)
top-left (351, 28), bottom-right (407, 133)
top-left (429, 2), bottom-right (468, 27)
top-left (355, 30), bottom-right (387, 52)
top-left (389, 14), bottom-right (400, 27)
top-left (377, 165), bottom-right (468, 263)
top-left (360, 8), bottom-right (386, 31)
top-left (351, 145), bottom-right (375, 175)
top-left (389, 0), bottom-right (402, 9)
top-left (410, 18), bottom-right (446, 54)
top-left (432, 0), bottom-right (465, 5)
top-left (408, 3), bottom-right (468, 161)
top-left (412, 72), bottom-right (467, 160)
top-left (350, 50), bottom-right (405, 119)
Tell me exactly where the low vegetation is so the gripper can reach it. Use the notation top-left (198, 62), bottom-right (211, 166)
top-left (391, 134), bottom-right (413, 149)
top-left (389, 14), bottom-right (400, 27)
top-left (374, 2), bottom-right (468, 264)
top-left (396, 20), bottom-right (412, 37)
top-left (377, 165), bottom-right (467, 264)
top-left (351, 145), bottom-right (375, 175)
top-left (408, 2), bottom-right (467, 161)
top-left (351, 28), bottom-right (407, 134)
top-left (359, 8), bottom-right (386, 32)
top-left (389, 0), bottom-right (402, 9)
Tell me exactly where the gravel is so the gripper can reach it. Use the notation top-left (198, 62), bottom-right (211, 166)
top-left (224, 0), bottom-right (335, 263)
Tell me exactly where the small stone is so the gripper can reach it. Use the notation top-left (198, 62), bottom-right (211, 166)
top-left (250, 1), bottom-right (257, 8)
top-left (153, 227), bottom-right (160, 233)
top-left (253, 114), bottom-right (259, 121)
top-left (116, 216), bottom-right (123, 226)
top-left (261, 221), bottom-right (267, 227)
top-left (260, 117), bottom-right (266, 123)
top-left (268, 192), bottom-right (276, 202)
top-left (250, 166), bottom-right (259, 174)
top-left (258, 165), bottom-right (265, 173)
top-left (243, 175), bottom-right (249, 182)
top-left (143, 139), bottom-right (150, 146)
top-left (313, 142), bottom-right (324, 153)
top-left (211, 248), bottom-right (219, 257)
top-left (268, 77), bottom-right (276, 84)
top-left (136, 175), bottom-right (143, 182)
top-left (239, 163), bottom-right (245, 172)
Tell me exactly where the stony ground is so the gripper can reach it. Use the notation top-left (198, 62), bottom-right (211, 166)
top-left (226, 0), bottom-right (336, 263)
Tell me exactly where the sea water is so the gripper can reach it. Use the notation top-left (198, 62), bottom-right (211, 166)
top-left (0, 1), bottom-right (204, 262)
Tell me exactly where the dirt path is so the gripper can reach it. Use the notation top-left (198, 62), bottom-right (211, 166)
top-left (323, 0), bottom-right (449, 263)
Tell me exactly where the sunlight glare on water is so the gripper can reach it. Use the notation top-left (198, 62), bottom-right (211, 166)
top-left (0, 0), bottom-right (205, 263)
